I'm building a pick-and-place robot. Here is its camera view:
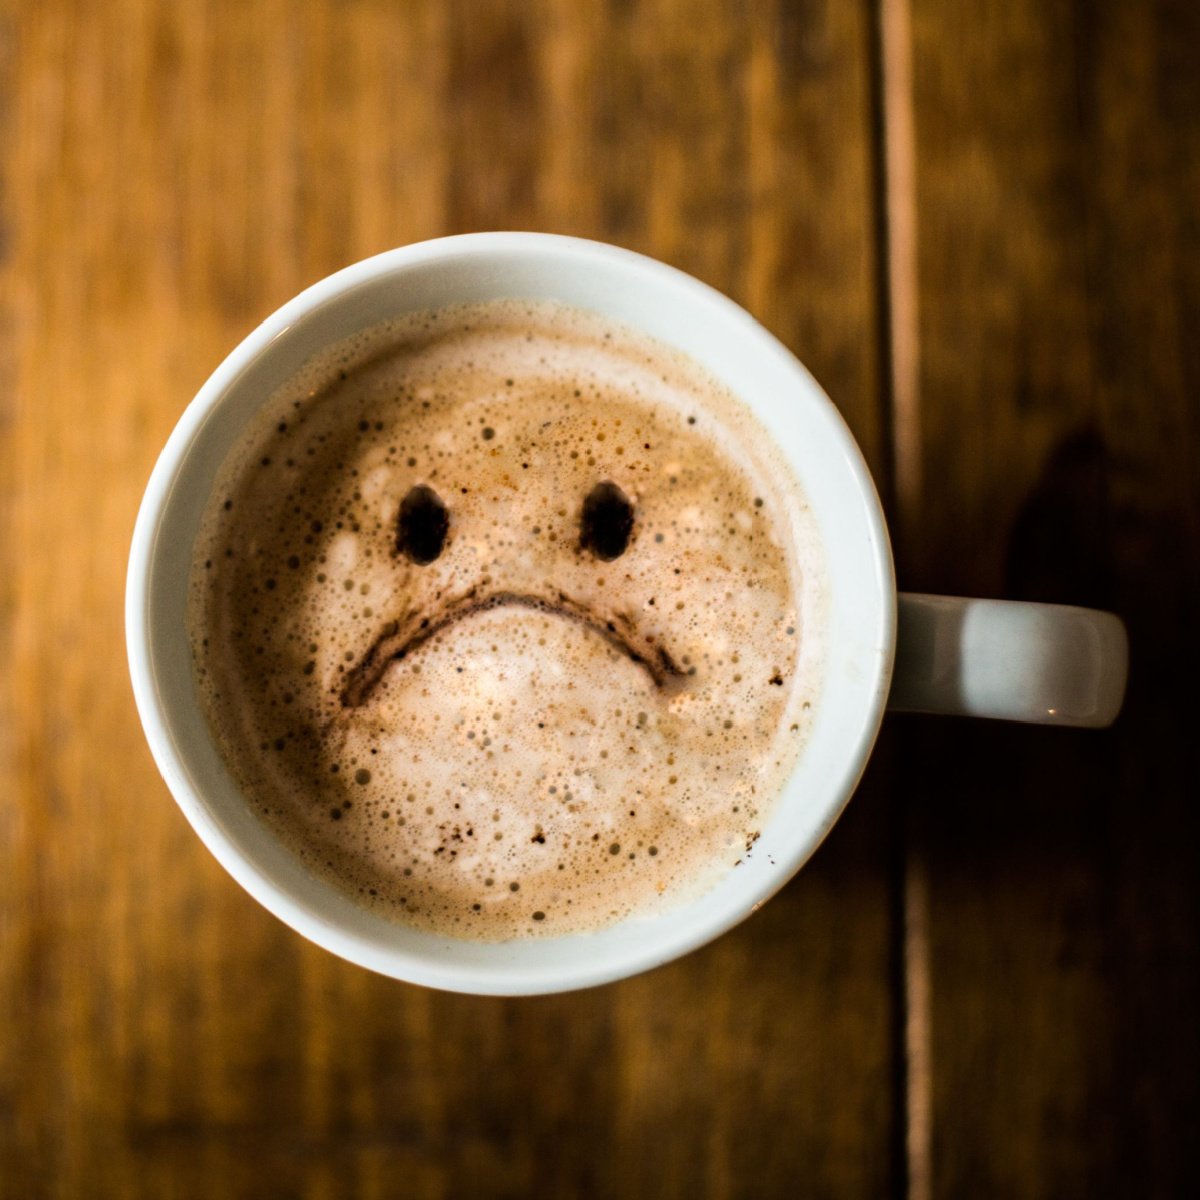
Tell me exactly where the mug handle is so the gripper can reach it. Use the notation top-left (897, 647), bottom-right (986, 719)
top-left (888, 594), bottom-right (1129, 727)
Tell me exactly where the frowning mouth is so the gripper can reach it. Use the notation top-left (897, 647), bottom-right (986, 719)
top-left (340, 589), bottom-right (687, 709)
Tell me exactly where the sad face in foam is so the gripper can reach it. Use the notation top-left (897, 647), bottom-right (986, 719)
top-left (343, 462), bottom-right (682, 707)
top-left (192, 303), bottom-right (823, 938)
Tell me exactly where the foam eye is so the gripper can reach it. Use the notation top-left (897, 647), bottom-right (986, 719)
top-left (398, 485), bottom-right (449, 564)
top-left (580, 481), bottom-right (634, 561)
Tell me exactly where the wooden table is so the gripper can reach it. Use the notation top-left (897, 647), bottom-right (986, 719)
top-left (2, 2), bottom-right (1196, 1195)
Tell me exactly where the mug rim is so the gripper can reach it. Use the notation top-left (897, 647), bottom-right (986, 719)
top-left (126, 232), bottom-right (896, 993)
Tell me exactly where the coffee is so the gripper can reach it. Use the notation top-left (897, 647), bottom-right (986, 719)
top-left (188, 300), bottom-right (826, 939)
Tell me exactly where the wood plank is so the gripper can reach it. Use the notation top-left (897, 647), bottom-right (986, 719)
top-left (902, 0), bottom-right (1200, 1194)
top-left (0, 1), bottom-right (895, 1196)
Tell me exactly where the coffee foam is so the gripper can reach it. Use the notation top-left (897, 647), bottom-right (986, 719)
top-left (189, 300), bottom-right (826, 939)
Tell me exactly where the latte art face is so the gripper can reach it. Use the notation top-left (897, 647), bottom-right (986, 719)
top-left (189, 301), bottom-right (826, 939)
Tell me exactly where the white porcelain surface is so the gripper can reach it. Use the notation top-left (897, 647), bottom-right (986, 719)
top-left (890, 594), bottom-right (1128, 726)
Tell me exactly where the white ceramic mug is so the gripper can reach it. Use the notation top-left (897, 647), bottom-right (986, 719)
top-left (126, 234), bottom-right (1128, 994)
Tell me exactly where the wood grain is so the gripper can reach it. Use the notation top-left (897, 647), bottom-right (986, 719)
top-left (4, 0), bottom-right (1196, 1195)
top-left (901, 1), bottom-right (1200, 1195)
top-left (0, 1), bottom-right (893, 1196)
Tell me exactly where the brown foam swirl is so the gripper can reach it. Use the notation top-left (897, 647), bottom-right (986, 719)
top-left (341, 589), bottom-right (687, 709)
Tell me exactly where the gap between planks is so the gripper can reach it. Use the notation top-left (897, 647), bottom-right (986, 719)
top-left (871, 0), bottom-right (931, 1197)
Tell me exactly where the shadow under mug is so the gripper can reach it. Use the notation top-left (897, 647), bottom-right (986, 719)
top-left (126, 234), bottom-right (1128, 995)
